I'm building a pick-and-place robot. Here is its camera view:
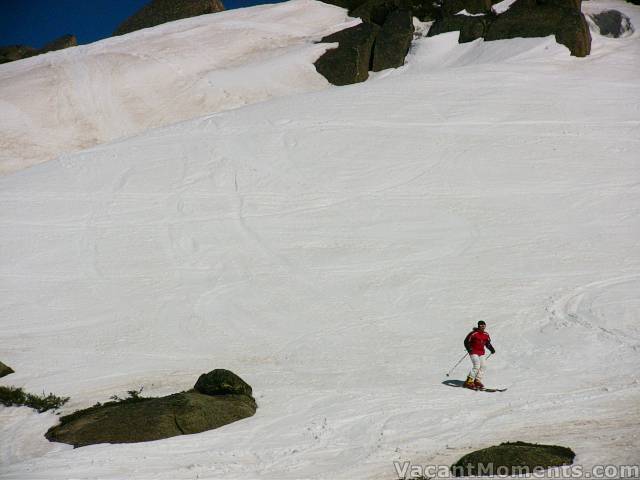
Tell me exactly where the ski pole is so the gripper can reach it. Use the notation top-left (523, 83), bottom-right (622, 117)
top-left (446, 352), bottom-right (469, 377)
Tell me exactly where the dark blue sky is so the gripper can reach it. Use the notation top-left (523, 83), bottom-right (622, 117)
top-left (0, 0), bottom-right (283, 49)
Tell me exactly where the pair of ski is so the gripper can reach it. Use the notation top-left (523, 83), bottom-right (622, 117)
top-left (458, 384), bottom-right (507, 393)
top-left (442, 380), bottom-right (506, 392)
top-left (475, 387), bottom-right (507, 393)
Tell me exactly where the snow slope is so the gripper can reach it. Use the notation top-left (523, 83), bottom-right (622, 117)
top-left (1, 0), bottom-right (640, 478)
top-left (0, 0), bottom-right (356, 175)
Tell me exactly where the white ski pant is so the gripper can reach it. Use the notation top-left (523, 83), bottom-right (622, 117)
top-left (468, 354), bottom-right (486, 381)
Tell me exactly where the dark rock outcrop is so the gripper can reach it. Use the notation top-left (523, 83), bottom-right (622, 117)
top-left (554, 9), bottom-right (591, 56)
top-left (429, 0), bottom-right (592, 56)
top-left (451, 441), bottom-right (575, 477)
top-left (320, 0), bottom-right (370, 10)
top-left (590, 10), bottom-right (634, 37)
top-left (0, 45), bottom-right (37, 64)
top-left (0, 34), bottom-right (77, 65)
top-left (351, 0), bottom-right (402, 24)
top-left (321, 0), bottom-right (439, 22)
top-left (114, 0), bottom-right (225, 36)
top-left (315, 23), bottom-right (381, 85)
top-left (459, 16), bottom-right (491, 42)
top-left (441, 0), bottom-right (493, 15)
top-left (372, 9), bottom-right (415, 70)
top-left (40, 34), bottom-right (77, 54)
top-left (427, 14), bottom-right (489, 43)
top-left (319, 0), bottom-right (591, 84)
top-left (484, 0), bottom-right (591, 56)
top-left (0, 361), bottom-right (14, 378)
top-left (45, 369), bottom-right (256, 448)
top-left (194, 368), bottom-right (253, 397)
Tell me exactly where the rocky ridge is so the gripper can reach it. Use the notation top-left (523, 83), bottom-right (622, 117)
top-left (114, 0), bottom-right (225, 36)
top-left (0, 35), bottom-right (77, 64)
top-left (315, 0), bottom-right (594, 85)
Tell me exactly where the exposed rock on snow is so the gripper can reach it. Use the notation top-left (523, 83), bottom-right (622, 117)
top-left (194, 369), bottom-right (253, 396)
top-left (40, 34), bottom-right (78, 54)
top-left (1, 0), bottom-right (639, 476)
top-left (451, 441), bottom-right (576, 477)
top-left (590, 9), bottom-right (634, 37)
top-left (45, 370), bottom-right (256, 448)
top-left (429, 0), bottom-right (592, 56)
top-left (0, 361), bottom-right (14, 378)
top-left (0, 34), bottom-right (77, 65)
top-left (315, 23), bottom-right (381, 84)
top-left (442, 0), bottom-right (493, 15)
top-left (483, 0), bottom-right (591, 56)
top-left (372, 8), bottom-right (415, 70)
top-left (428, 13), bottom-right (490, 42)
top-left (0, 45), bottom-right (37, 64)
top-left (114, 0), bottom-right (225, 36)
top-left (319, 0), bottom-right (593, 86)
top-left (315, 2), bottom-right (415, 83)
top-left (323, 0), bottom-right (440, 22)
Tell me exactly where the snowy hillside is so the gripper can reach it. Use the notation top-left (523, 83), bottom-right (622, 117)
top-left (1, 0), bottom-right (640, 478)
top-left (0, 0), bottom-right (356, 175)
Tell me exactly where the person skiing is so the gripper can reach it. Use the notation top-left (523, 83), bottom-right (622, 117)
top-left (463, 320), bottom-right (495, 390)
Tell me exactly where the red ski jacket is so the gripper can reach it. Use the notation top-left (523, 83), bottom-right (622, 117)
top-left (464, 328), bottom-right (495, 356)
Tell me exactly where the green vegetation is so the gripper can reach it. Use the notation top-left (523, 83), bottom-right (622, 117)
top-left (0, 385), bottom-right (69, 413)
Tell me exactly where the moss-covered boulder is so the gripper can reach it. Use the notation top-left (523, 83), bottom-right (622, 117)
top-left (194, 368), bottom-right (253, 396)
top-left (114, 0), bottom-right (225, 36)
top-left (451, 441), bottom-right (576, 477)
top-left (315, 23), bottom-right (381, 85)
top-left (0, 361), bottom-right (14, 378)
top-left (46, 369), bottom-right (256, 448)
top-left (46, 391), bottom-right (256, 447)
top-left (590, 10), bottom-right (634, 38)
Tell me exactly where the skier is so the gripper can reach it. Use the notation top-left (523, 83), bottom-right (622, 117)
top-left (463, 320), bottom-right (496, 390)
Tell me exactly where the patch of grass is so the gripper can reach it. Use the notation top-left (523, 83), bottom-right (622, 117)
top-left (0, 385), bottom-right (69, 413)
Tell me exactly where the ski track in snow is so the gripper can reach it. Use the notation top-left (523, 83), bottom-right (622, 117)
top-left (1, 0), bottom-right (640, 478)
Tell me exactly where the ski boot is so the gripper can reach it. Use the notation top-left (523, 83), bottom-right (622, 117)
top-left (463, 376), bottom-right (477, 389)
top-left (474, 379), bottom-right (485, 390)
